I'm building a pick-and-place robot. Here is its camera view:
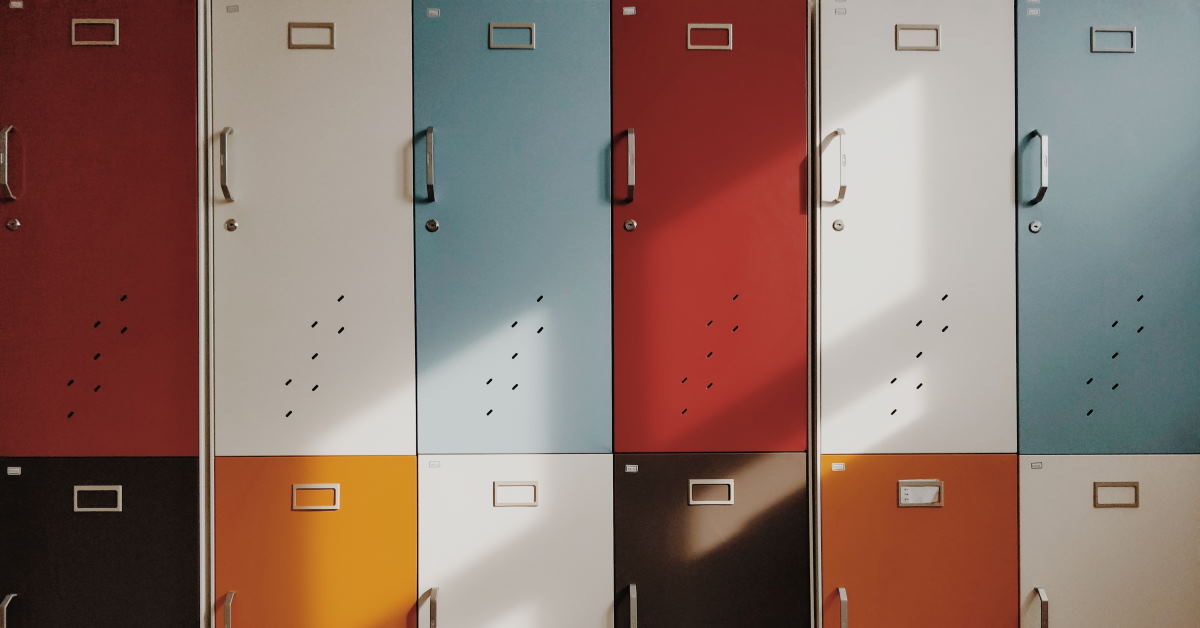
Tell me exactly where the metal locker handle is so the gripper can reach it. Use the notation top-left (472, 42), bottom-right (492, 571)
top-left (623, 128), bottom-right (636, 204)
top-left (418, 587), bottom-right (439, 628)
top-left (1, 593), bottom-right (16, 628)
top-left (1031, 130), bottom-right (1048, 204)
top-left (1036, 587), bottom-right (1049, 628)
top-left (837, 587), bottom-right (848, 628)
top-left (629, 583), bottom-right (638, 628)
top-left (1, 125), bottom-right (16, 201)
top-left (219, 127), bottom-right (234, 202)
top-left (425, 127), bottom-right (436, 202)
top-left (820, 128), bottom-right (847, 205)
top-left (223, 591), bottom-right (235, 628)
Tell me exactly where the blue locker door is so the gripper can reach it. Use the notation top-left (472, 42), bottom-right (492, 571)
top-left (413, 1), bottom-right (611, 454)
top-left (1018, 2), bottom-right (1200, 454)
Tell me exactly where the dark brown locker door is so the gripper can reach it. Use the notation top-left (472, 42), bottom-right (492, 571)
top-left (614, 453), bottom-right (809, 627)
top-left (0, 458), bottom-right (199, 626)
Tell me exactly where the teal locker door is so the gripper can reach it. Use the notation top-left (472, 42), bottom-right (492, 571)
top-left (414, 1), bottom-right (611, 453)
top-left (1018, 2), bottom-right (1200, 453)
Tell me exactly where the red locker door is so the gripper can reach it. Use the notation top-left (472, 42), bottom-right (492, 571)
top-left (612, 1), bottom-right (808, 452)
top-left (0, 1), bottom-right (197, 456)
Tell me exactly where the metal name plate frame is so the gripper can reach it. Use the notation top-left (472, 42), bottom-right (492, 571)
top-left (688, 478), bottom-right (735, 505)
top-left (73, 485), bottom-right (124, 512)
top-left (897, 479), bottom-right (944, 507)
top-left (488, 23), bottom-right (536, 50)
top-left (71, 19), bottom-right (120, 46)
top-left (1091, 26), bottom-right (1136, 53)
top-left (687, 23), bottom-right (733, 51)
top-left (895, 24), bottom-right (940, 52)
top-left (1093, 481), bottom-right (1140, 508)
top-left (288, 22), bottom-right (335, 50)
top-left (291, 483), bottom-right (341, 511)
top-left (493, 480), bottom-right (539, 507)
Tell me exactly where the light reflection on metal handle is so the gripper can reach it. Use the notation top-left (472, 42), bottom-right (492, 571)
top-left (219, 127), bottom-right (234, 202)
top-left (837, 587), bottom-right (848, 628)
top-left (1036, 587), bottom-right (1049, 628)
top-left (425, 127), bottom-right (436, 202)
top-left (821, 128), bottom-right (847, 205)
top-left (624, 128), bottom-right (636, 204)
top-left (1, 125), bottom-right (16, 201)
top-left (419, 587), bottom-right (438, 628)
top-left (223, 591), bottom-right (235, 628)
top-left (1031, 130), bottom-right (1048, 204)
top-left (1, 593), bottom-right (16, 628)
top-left (629, 583), bottom-right (638, 628)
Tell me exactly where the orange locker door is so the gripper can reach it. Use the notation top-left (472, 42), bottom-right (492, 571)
top-left (821, 455), bottom-right (1017, 627)
top-left (215, 456), bottom-right (416, 627)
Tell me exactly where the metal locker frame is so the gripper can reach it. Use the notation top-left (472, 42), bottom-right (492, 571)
top-left (817, 0), bottom-right (1016, 455)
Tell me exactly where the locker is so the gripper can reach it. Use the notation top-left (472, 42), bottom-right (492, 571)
top-left (0, 0), bottom-right (197, 456)
top-left (413, 0), bottom-right (612, 454)
top-left (821, 455), bottom-right (1017, 627)
top-left (614, 453), bottom-right (809, 627)
top-left (0, 457), bottom-right (199, 626)
top-left (417, 454), bottom-right (613, 627)
top-left (818, 0), bottom-right (1016, 454)
top-left (1019, 455), bottom-right (1200, 627)
top-left (611, 0), bottom-right (809, 453)
top-left (211, 0), bottom-right (416, 456)
top-left (215, 456), bottom-right (417, 628)
top-left (1017, 1), bottom-right (1200, 454)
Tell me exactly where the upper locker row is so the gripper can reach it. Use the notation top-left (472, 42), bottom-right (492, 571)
top-left (2, 0), bottom-right (1198, 458)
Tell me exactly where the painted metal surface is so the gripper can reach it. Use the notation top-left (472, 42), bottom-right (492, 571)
top-left (821, 454), bottom-right (1018, 627)
top-left (614, 453), bottom-right (809, 626)
top-left (212, 0), bottom-right (415, 456)
top-left (417, 454), bottom-right (613, 627)
top-left (1019, 455), bottom-right (1200, 627)
top-left (0, 457), bottom-right (199, 626)
top-left (413, 0), bottom-right (611, 454)
top-left (1017, 1), bottom-right (1200, 454)
top-left (611, 0), bottom-right (808, 453)
top-left (215, 456), bottom-right (417, 628)
top-left (0, 0), bottom-right (198, 456)
top-left (819, 0), bottom-right (1016, 454)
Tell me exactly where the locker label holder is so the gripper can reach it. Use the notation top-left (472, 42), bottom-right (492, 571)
top-left (288, 22), bottom-right (335, 50)
top-left (71, 19), bottom-right (119, 46)
top-left (1091, 27), bottom-right (1136, 53)
top-left (73, 485), bottom-right (123, 512)
top-left (493, 481), bottom-right (538, 507)
top-left (489, 23), bottom-right (536, 50)
top-left (1093, 481), bottom-right (1139, 508)
top-left (897, 479), bottom-right (943, 507)
top-left (895, 24), bottom-right (940, 52)
top-left (291, 483), bottom-right (341, 511)
top-left (687, 23), bottom-right (733, 51)
top-left (688, 479), bottom-right (735, 505)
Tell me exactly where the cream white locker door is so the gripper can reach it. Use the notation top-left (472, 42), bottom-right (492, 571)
top-left (1019, 455), bottom-right (1200, 628)
top-left (211, 1), bottom-right (415, 455)
top-left (417, 454), bottom-right (614, 628)
top-left (818, 0), bottom-right (1016, 454)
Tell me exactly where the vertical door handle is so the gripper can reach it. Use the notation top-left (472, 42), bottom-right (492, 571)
top-left (837, 587), bottom-right (848, 628)
top-left (1036, 587), bottom-right (1049, 628)
top-left (1, 125), bottom-right (16, 201)
top-left (622, 128), bottom-right (636, 204)
top-left (219, 127), bottom-right (234, 202)
top-left (1, 593), bottom-right (16, 628)
top-left (629, 583), bottom-right (638, 628)
top-left (424, 127), bottom-right (436, 202)
top-left (223, 591), bottom-right (235, 628)
top-left (1031, 130), bottom-right (1048, 204)
top-left (419, 587), bottom-right (439, 628)
top-left (821, 128), bottom-right (847, 205)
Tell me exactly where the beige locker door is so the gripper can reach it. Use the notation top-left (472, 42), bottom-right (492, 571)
top-left (1020, 455), bottom-right (1200, 627)
top-left (211, 1), bottom-right (415, 455)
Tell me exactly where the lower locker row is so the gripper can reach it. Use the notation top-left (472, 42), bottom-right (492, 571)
top-left (1, 455), bottom-right (1196, 626)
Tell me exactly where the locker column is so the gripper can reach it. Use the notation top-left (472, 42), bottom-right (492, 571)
top-left (610, 1), bottom-right (811, 625)
top-left (816, 1), bottom-right (1018, 626)
top-left (412, 2), bottom-right (614, 626)
top-left (209, 2), bottom-right (417, 626)
top-left (1016, 2), bottom-right (1200, 625)
top-left (0, 1), bottom-right (201, 625)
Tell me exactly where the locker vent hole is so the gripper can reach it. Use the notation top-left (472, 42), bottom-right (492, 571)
top-left (731, 325), bottom-right (739, 332)
top-left (285, 410), bottom-right (293, 418)
top-left (681, 408), bottom-right (688, 414)
top-left (941, 294), bottom-right (949, 301)
top-left (285, 379), bottom-right (292, 386)
top-left (681, 377), bottom-right (688, 384)
top-left (1137, 294), bottom-right (1144, 302)
top-left (311, 321), bottom-right (319, 328)
top-left (311, 353), bottom-right (319, 360)
top-left (1112, 321), bottom-right (1119, 327)
top-left (120, 326), bottom-right (128, 334)
top-left (1086, 378), bottom-right (1093, 385)
top-left (67, 379), bottom-right (74, 387)
top-left (707, 320), bottom-right (714, 327)
top-left (93, 385), bottom-right (101, 392)
top-left (916, 382), bottom-right (923, 390)
top-left (511, 384), bottom-right (518, 390)
top-left (941, 326), bottom-right (949, 333)
top-left (915, 320), bottom-right (923, 327)
top-left (890, 378), bottom-right (897, 384)
top-left (93, 353), bottom-right (101, 360)
top-left (93, 320), bottom-right (101, 328)
top-left (338, 326), bottom-right (345, 334)
top-left (890, 409), bottom-right (897, 415)
top-left (312, 385), bottom-right (319, 391)
top-left (119, 294), bottom-right (128, 302)
top-left (67, 411), bottom-right (75, 418)
top-left (337, 295), bottom-right (345, 302)
top-left (1086, 409), bottom-right (1094, 416)
top-left (487, 409), bottom-right (494, 416)
top-left (511, 352), bottom-right (518, 359)
top-left (1137, 326), bottom-right (1144, 333)
top-left (486, 378), bottom-right (493, 385)
top-left (511, 321), bottom-right (518, 328)
top-left (732, 294), bottom-right (740, 301)
top-left (537, 295), bottom-right (544, 302)
top-left (1111, 352), bottom-right (1118, 359)
top-left (706, 351), bottom-right (713, 358)
top-left (915, 351), bottom-right (923, 358)
top-left (706, 382), bottom-right (714, 390)
top-left (537, 326), bottom-right (544, 334)
top-left (1111, 383), bottom-right (1119, 390)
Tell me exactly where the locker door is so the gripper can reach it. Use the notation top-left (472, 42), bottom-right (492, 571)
top-left (820, 455), bottom-right (1017, 627)
top-left (413, 1), bottom-right (611, 454)
top-left (417, 454), bottom-right (613, 627)
top-left (1019, 455), bottom-right (1200, 627)
top-left (0, 0), bottom-right (197, 456)
top-left (211, 1), bottom-right (415, 456)
top-left (613, 453), bottom-right (809, 627)
top-left (611, 1), bottom-right (808, 453)
top-left (1017, 3), bottom-right (1200, 454)
top-left (818, 0), bottom-right (1015, 454)
top-left (215, 456), bottom-right (417, 627)
top-left (0, 457), bottom-right (199, 626)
